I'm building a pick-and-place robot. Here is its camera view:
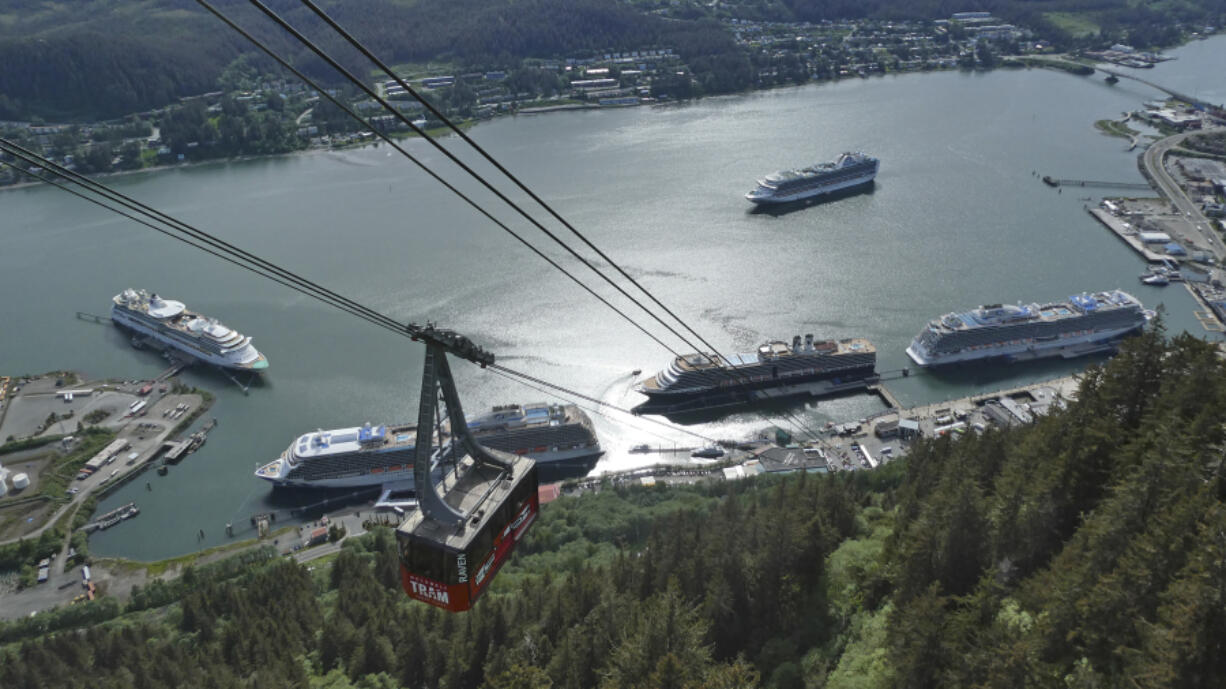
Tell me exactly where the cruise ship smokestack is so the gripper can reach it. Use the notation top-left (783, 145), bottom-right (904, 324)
top-left (804, 334), bottom-right (814, 351)
top-left (792, 335), bottom-right (802, 353)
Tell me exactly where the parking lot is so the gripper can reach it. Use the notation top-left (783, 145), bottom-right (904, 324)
top-left (811, 378), bottom-right (1078, 472)
top-left (0, 374), bottom-right (207, 619)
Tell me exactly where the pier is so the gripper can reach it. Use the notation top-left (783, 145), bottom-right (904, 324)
top-left (1086, 207), bottom-right (1167, 262)
top-left (1184, 283), bottom-right (1226, 333)
top-left (156, 360), bottom-right (188, 381)
top-left (1047, 178), bottom-right (1151, 190)
top-left (161, 440), bottom-right (191, 464)
top-left (867, 383), bottom-right (902, 410)
top-left (75, 311), bottom-right (111, 324)
top-left (161, 418), bottom-right (217, 464)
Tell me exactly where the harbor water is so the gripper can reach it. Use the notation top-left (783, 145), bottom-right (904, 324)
top-left (1, 36), bottom-right (1223, 560)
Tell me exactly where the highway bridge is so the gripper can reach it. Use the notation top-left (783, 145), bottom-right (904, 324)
top-left (1095, 65), bottom-right (1223, 113)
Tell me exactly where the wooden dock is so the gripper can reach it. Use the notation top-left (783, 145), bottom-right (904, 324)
top-left (867, 383), bottom-right (902, 410)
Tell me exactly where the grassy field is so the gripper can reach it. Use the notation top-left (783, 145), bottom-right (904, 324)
top-left (1045, 11), bottom-right (1102, 37)
top-left (0, 496), bottom-right (55, 542)
top-left (1095, 119), bottom-right (1140, 138)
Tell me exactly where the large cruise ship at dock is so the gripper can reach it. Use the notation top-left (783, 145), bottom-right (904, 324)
top-left (111, 289), bottom-right (267, 371)
top-left (634, 335), bottom-right (878, 416)
top-left (906, 290), bottom-right (1148, 367)
top-left (254, 403), bottom-right (601, 489)
top-left (746, 152), bottom-right (878, 205)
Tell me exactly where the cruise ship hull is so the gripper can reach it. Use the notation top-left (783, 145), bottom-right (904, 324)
top-left (634, 373), bottom-right (878, 417)
top-left (258, 446), bottom-right (603, 490)
top-left (745, 174), bottom-right (876, 205)
top-left (906, 323), bottom-right (1143, 367)
top-left (261, 464), bottom-right (413, 490)
top-left (111, 307), bottom-right (268, 372)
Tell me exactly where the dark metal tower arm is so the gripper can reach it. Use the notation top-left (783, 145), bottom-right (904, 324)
top-left (407, 323), bottom-right (494, 367)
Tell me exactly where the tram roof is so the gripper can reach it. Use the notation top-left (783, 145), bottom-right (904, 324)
top-left (397, 450), bottom-right (535, 552)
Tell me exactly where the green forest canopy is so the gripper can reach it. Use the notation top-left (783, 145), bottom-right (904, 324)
top-left (1, 0), bottom-right (1223, 120)
top-left (3, 326), bottom-right (1225, 688)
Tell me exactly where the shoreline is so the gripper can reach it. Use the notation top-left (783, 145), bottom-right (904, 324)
top-left (0, 150), bottom-right (314, 193)
top-left (0, 70), bottom-right (1020, 194)
top-left (0, 122), bottom-right (471, 194)
top-left (4, 34), bottom-right (1219, 195)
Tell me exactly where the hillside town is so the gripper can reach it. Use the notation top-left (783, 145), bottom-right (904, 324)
top-left (0, 12), bottom-right (1072, 186)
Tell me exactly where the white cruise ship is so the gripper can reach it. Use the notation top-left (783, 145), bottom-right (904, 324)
top-left (906, 290), bottom-right (1148, 367)
top-left (746, 152), bottom-right (878, 205)
top-left (111, 289), bottom-right (268, 371)
top-left (255, 403), bottom-right (602, 489)
top-left (634, 334), bottom-right (877, 416)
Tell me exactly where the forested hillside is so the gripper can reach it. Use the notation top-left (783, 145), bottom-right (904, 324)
top-left (0, 0), bottom-right (731, 121)
top-left (2, 327), bottom-right (1224, 688)
top-left (3, 0), bottom-right (1224, 121)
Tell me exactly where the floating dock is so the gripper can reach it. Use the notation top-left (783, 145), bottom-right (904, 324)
top-left (161, 418), bottom-right (216, 465)
top-left (84, 502), bottom-right (140, 532)
top-left (161, 440), bottom-right (191, 464)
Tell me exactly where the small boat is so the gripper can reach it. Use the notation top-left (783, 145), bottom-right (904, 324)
top-left (629, 444), bottom-right (651, 454)
top-left (1141, 273), bottom-right (1170, 286)
top-left (691, 446), bottom-right (725, 459)
top-left (1105, 75), bottom-right (1119, 85)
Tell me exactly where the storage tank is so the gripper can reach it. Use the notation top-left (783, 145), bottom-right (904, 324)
top-left (12, 473), bottom-right (30, 490)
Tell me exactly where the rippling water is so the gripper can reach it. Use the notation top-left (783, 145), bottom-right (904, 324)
top-left (3, 36), bottom-right (1222, 560)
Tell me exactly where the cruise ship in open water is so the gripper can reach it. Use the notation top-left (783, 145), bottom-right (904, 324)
top-left (111, 289), bottom-right (267, 371)
top-left (634, 335), bottom-right (877, 416)
top-left (746, 152), bottom-right (878, 205)
top-left (906, 290), bottom-right (1149, 367)
top-left (254, 403), bottom-right (601, 489)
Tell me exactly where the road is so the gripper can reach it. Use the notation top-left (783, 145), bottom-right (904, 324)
top-left (0, 393), bottom-right (201, 547)
top-left (1142, 127), bottom-right (1226, 260)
